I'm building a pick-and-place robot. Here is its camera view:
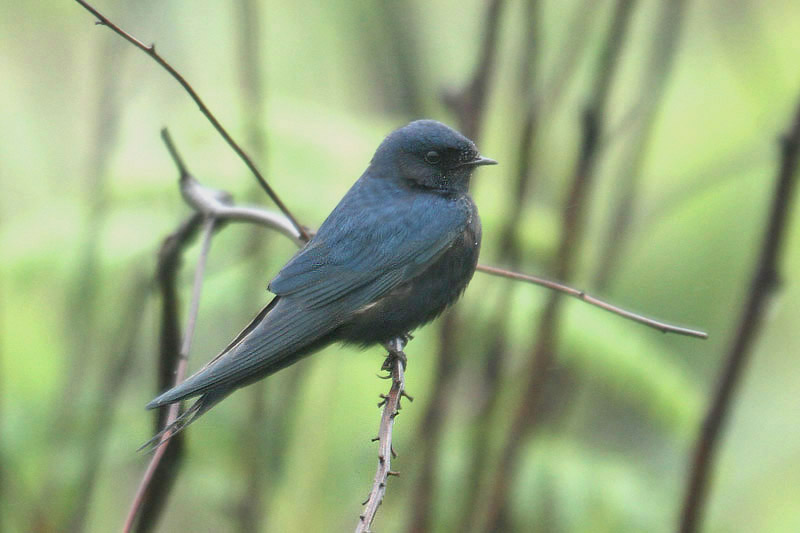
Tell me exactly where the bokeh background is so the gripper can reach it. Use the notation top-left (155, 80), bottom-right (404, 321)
top-left (2, 0), bottom-right (800, 531)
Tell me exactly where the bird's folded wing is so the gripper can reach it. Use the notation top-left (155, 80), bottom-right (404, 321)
top-left (269, 185), bottom-right (468, 310)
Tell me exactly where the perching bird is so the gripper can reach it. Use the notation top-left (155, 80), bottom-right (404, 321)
top-left (146, 119), bottom-right (497, 439)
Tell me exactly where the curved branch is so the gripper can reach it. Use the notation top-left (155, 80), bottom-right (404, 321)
top-left (161, 129), bottom-right (305, 246)
top-left (356, 338), bottom-right (411, 533)
top-left (73, 0), bottom-right (310, 242)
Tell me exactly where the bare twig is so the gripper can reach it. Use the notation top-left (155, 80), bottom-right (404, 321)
top-left (678, 96), bottom-right (800, 533)
top-left (477, 264), bottom-right (707, 338)
top-left (73, 0), bottom-right (310, 242)
top-left (161, 129), bottom-right (304, 245)
top-left (168, 127), bottom-right (707, 343)
top-left (356, 338), bottom-right (410, 533)
top-left (123, 216), bottom-right (216, 533)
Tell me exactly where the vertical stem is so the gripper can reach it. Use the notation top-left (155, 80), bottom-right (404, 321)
top-left (678, 96), bottom-right (800, 533)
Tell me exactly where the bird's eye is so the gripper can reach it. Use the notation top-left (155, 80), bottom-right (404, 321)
top-left (424, 151), bottom-right (441, 164)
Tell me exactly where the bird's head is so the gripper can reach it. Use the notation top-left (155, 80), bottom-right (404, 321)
top-left (370, 120), bottom-right (497, 193)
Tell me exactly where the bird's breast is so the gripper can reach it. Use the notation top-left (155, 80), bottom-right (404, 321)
top-left (337, 196), bottom-right (481, 346)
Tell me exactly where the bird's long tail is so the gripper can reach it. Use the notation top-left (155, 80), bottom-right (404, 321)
top-left (138, 388), bottom-right (229, 451)
top-left (142, 297), bottom-right (338, 446)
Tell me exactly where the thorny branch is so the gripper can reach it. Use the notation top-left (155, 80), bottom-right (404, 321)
top-left (356, 338), bottom-right (411, 533)
top-left (678, 93), bottom-right (800, 533)
top-left (73, 0), bottom-right (310, 242)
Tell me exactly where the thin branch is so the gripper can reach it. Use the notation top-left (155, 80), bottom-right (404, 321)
top-left (356, 339), bottom-right (410, 533)
top-left (678, 95), bottom-right (800, 533)
top-left (477, 264), bottom-right (707, 339)
top-left (73, 0), bottom-right (310, 242)
top-left (123, 217), bottom-right (216, 533)
top-left (454, 8), bottom-right (542, 526)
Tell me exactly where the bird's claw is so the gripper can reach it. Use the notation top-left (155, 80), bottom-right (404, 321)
top-left (381, 335), bottom-right (410, 371)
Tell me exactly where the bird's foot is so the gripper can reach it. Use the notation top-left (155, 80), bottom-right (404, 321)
top-left (382, 337), bottom-right (409, 371)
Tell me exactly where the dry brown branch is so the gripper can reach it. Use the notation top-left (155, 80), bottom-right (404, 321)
top-left (678, 94), bottom-right (800, 533)
top-left (159, 130), bottom-right (304, 245)
top-left (477, 265), bottom-right (707, 338)
top-left (168, 125), bottom-right (706, 339)
top-left (356, 338), bottom-right (411, 533)
top-left (73, 0), bottom-right (310, 242)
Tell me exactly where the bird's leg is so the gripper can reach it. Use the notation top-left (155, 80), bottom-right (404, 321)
top-left (382, 336), bottom-right (409, 371)
top-left (380, 337), bottom-right (414, 406)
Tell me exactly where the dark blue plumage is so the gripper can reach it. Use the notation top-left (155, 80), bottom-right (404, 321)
top-left (146, 120), bottom-right (496, 435)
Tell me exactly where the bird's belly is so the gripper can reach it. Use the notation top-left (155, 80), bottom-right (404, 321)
top-left (336, 219), bottom-right (481, 346)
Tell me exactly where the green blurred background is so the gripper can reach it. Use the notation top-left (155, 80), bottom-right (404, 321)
top-left (2, 0), bottom-right (800, 531)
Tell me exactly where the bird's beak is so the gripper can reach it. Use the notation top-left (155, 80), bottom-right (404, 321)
top-left (463, 155), bottom-right (498, 167)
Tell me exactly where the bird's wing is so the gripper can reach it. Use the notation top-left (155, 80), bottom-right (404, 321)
top-left (269, 179), bottom-right (469, 310)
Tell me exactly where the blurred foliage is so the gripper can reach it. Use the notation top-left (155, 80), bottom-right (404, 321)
top-left (2, 0), bottom-right (800, 532)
